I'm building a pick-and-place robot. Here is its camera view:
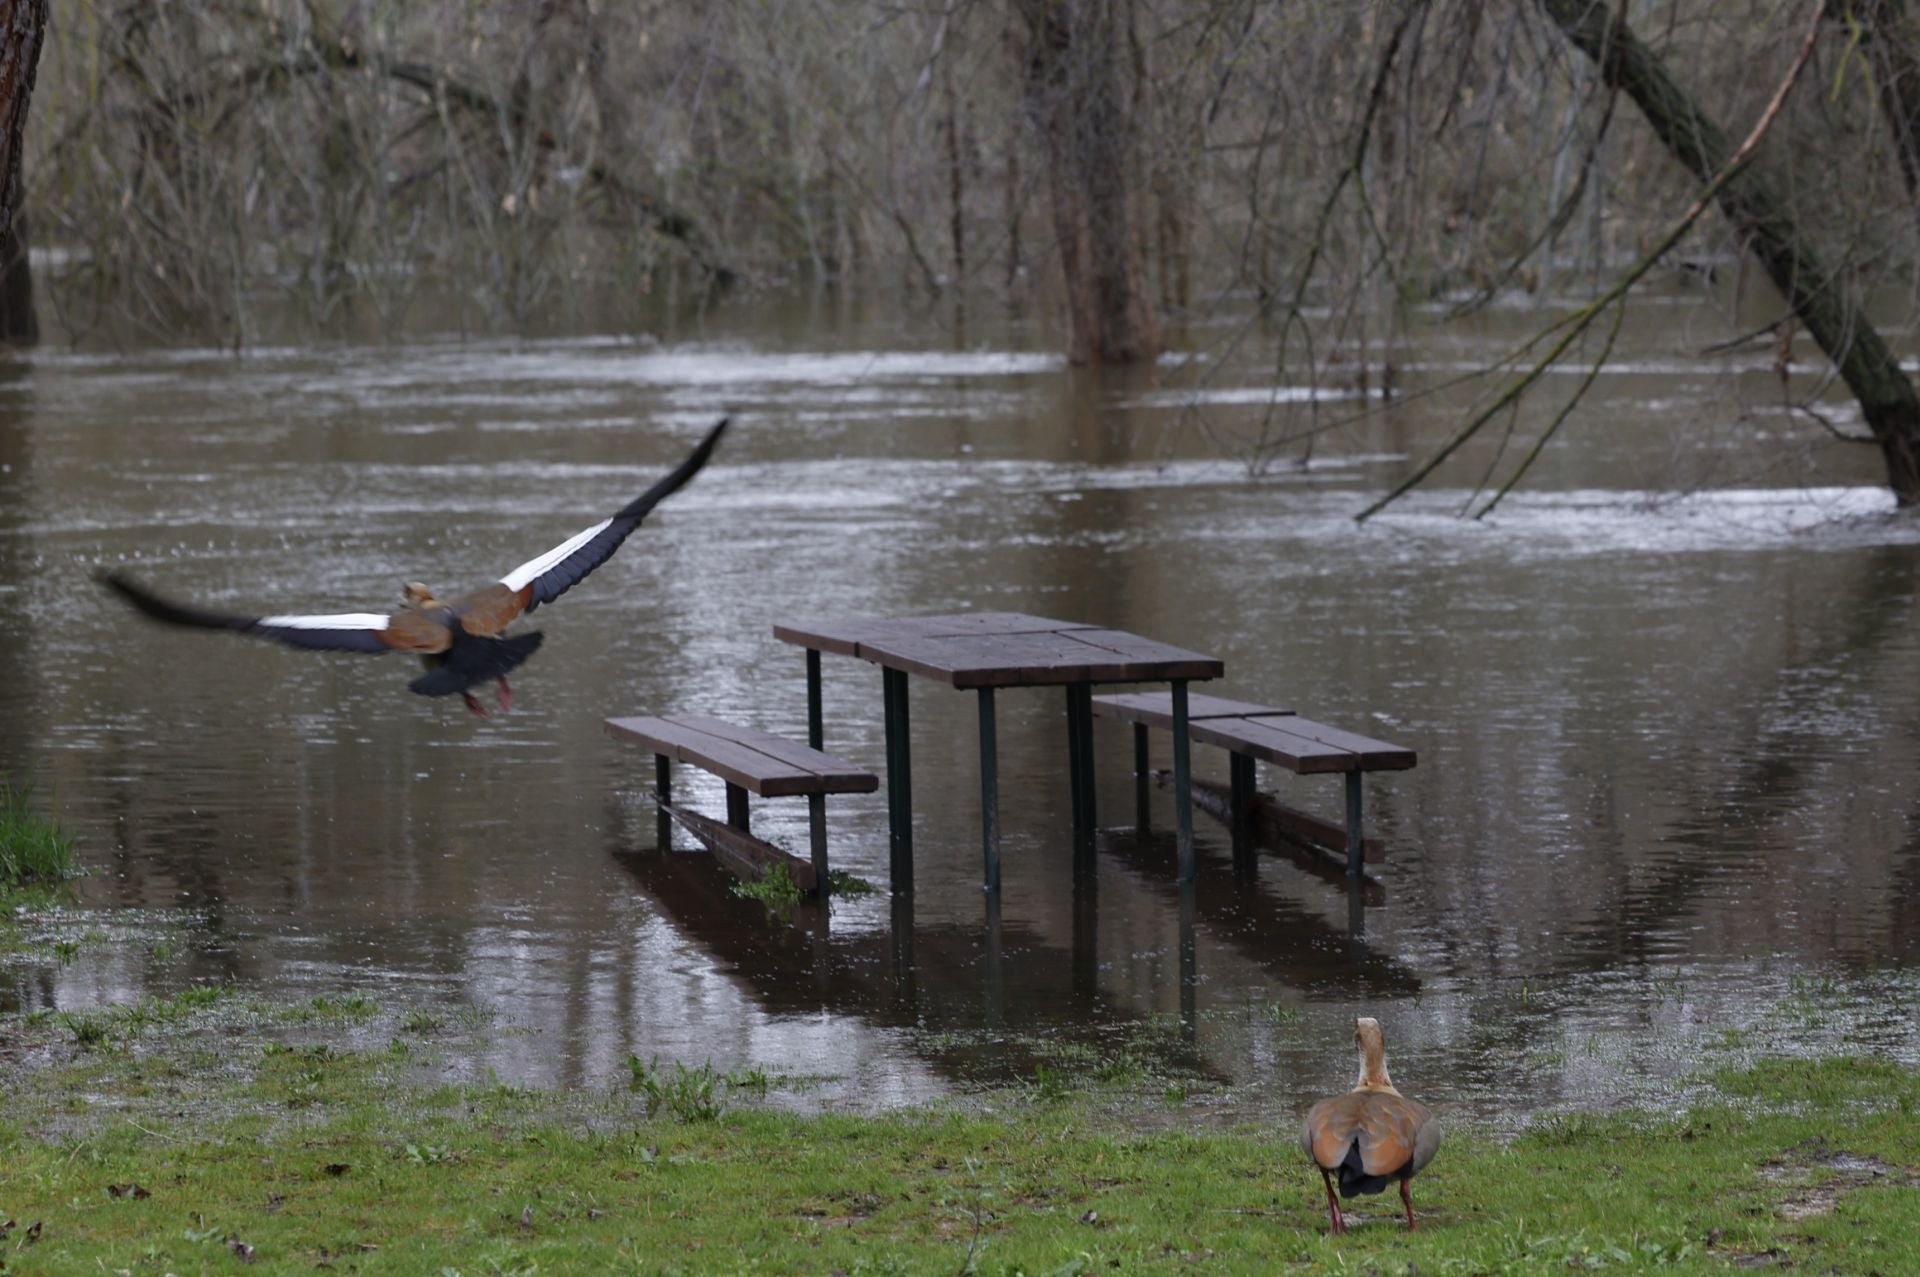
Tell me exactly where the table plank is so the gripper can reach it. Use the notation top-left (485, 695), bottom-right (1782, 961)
top-left (774, 612), bottom-right (1094, 658)
top-left (856, 630), bottom-right (1223, 687)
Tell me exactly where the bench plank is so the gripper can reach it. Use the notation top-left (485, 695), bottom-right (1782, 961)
top-left (668, 805), bottom-right (820, 895)
top-left (1092, 692), bottom-right (1414, 772)
top-left (605, 715), bottom-right (877, 798)
top-left (661, 714), bottom-right (879, 792)
top-left (1093, 691), bottom-right (1296, 726)
top-left (1191, 716), bottom-right (1362, 773)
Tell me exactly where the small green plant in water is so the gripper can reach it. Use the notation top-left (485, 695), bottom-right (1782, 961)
top-left (731, 863), bottom-right (803, 910)
top-left (0, 774), bottom-right (77, 888)
top-left (628, 1055), bottom-right (725, 1121)
top-left (824, 870), bottom-right (876, 896)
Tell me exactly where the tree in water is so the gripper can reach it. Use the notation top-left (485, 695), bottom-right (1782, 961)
top-left (0, 0), bottom-right (47, 347)
top-left (1538, 0), bottom-right (1920, 505)
top-left (1017, 0), bottom-right (1162, 366)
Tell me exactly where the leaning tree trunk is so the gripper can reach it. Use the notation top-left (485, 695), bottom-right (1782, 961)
top-left (1017, 0), bottom-right (1162, 366)
top-left (0, 0), bottom-right (48, 347)
top-left (1541, 0), bottom-right (1920, 505)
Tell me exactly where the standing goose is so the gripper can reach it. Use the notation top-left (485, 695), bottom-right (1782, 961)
top-left (100, 418), bottom-right (728, 718)
top-left (1301, 1016), bottom-right (1440, 1234)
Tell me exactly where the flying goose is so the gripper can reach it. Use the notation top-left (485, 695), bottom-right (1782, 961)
top-left (100, 418), bottom-right (728, 717)
top-left (1301, 1016), bottom-right (1440, 1234)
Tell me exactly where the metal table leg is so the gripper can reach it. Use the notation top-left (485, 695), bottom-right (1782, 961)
top-left (654, 753), bottom-right (672, 852)
top-left (1172, 679), bottom-right (1195, 881)
top-left (1077, 684), bottom-right (1096, 830)
top-left (1064, 684), bottom-right (1096, 832)
top-left (808, 792), bottom-right (829, 895)
top-left (1133, 723), bottom-right (1150, 827)
top-left (883, 667), bottom-right (913, 891)
top-left (1344, 771), bottom-right (1364, 878)
top-left (806, 648), bottom-right (823, 750)
top-left (978, 687), bottom-right (1000, 893)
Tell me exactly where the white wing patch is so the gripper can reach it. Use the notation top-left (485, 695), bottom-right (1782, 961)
top-left (501, 519), bottom-right (611, 592)
top-left (259, 613), bottom-right (391, 630)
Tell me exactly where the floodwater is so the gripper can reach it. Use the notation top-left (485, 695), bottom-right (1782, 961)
top-left (3, 288), bottom-right (1918, 1127)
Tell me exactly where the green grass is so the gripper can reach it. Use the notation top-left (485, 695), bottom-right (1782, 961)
top-left (0, 773), bottom-right (77, 888)
top-left (1, 1003), bottom-right (1916, 1276)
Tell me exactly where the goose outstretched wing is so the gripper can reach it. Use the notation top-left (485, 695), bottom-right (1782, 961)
top-left (452, 416), bottom-right (729, 635)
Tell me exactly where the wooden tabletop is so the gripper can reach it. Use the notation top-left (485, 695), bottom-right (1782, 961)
top-left (774, 612), bottom-right (1223, 689)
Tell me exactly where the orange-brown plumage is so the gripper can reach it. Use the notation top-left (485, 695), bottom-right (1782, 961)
top-left (1300, 1017), bottom-right (1439, 1234)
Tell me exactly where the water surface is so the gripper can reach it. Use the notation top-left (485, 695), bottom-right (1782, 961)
top-left (3, 293), bottom-right (1918, 1125)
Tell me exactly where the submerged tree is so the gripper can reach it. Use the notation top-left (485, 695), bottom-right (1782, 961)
top-left (1016, 0), bottom-right (1163, 365)
top-left (0, 0), bottom-right (48, 346)
top-left (1539, 0), bottom-right (1920, 503)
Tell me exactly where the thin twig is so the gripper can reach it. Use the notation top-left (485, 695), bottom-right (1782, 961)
top-left (1353, 0), bottom-right (1830, 522)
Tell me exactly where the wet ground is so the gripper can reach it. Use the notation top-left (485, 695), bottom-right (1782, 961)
top-left (2, 289), bottom-right (1918, 1127)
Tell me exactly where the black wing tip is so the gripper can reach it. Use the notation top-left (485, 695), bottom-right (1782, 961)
top-left (611, 416), bottom-right (731, 522)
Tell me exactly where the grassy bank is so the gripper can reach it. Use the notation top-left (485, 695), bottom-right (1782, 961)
top-left (1, 990), bottom-right (1916, 1276)
top-left (0, 775), bottom-right (75, 891)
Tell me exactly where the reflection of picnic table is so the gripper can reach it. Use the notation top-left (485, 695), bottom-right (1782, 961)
top-left (773, 613), bottom-right (1223, 891)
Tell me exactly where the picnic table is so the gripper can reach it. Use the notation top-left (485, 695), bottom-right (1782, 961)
top-left (773, 612), bottom-right (1223, 891)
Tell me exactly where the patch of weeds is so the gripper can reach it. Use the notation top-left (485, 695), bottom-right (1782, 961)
top-left (732, 862), bottom-right (803, 910)
top-left (0, 773), bottom-right (77, 888)
top-left (53, 984), bottom-right (231, 1048)
top-left (403, 1142), bottom-right (460, 1165)
top-left (284, 993), bottom-right (379, 1023)
top-left (627, 1056), bottom-right (724, 1121)
top-left (1261, 1002), bottom-right (1303, 1025)
top-left (401, 1009), bottom-right (446, 1034)
top-left (825, 870), bottom-right (877, 896)
top-left (724, 1065), bottom-right (772, 1096)
top-left (453, 1001), bottom-right (497, 1030)
top-left (1031, 1062), bottom-right (1069, 1103)
top-left (61, 1012), bottom-right (115, 1049)
top-left (52, 938), bottom-right (80, 964)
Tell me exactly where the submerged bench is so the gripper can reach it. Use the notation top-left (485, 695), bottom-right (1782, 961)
top-left (605, 713), bottom-right (878, 895)
top-left (1090, 692), bottom-right (1415, 876)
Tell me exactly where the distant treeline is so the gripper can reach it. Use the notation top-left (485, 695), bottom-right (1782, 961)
top-left (20, 2), bottom-right (1919, 356)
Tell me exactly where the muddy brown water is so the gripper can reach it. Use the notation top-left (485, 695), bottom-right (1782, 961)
top-left (2, 290), bottom-right (1918, 1124)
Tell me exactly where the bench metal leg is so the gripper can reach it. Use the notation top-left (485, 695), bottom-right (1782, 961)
top-left (883, 667), bottom-right (913, 892)
top-left (1133, 723), bottom-right (1150, 827)
top-left (978, 686), bottom-right (1000, 893)
top-left (655, 754), bottom-right (672, 852)
top-left (1172, 679), bottom-right (1195, 882)
top-left (726, 782), bottom-right (751, 833)
top-left (1344, 771), bottom-right (1364, 878)
top-left (808, 793), bottom-right (829, 895)
top-left (1230, 751), bottom-right (1256, 878)
top-left (805, 648), bottom-right (823, 751)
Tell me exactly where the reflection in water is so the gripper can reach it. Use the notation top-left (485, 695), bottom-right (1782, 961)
top-left (0, 358), bottom-right (32, 777)
top-left (2, 304), bottom-right (1919, 1118)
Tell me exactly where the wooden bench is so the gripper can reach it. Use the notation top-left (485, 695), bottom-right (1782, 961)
top-left (1090, 692), bottom-right (1415, 876)
top-left (605, 713), bottom-right (878, 895)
